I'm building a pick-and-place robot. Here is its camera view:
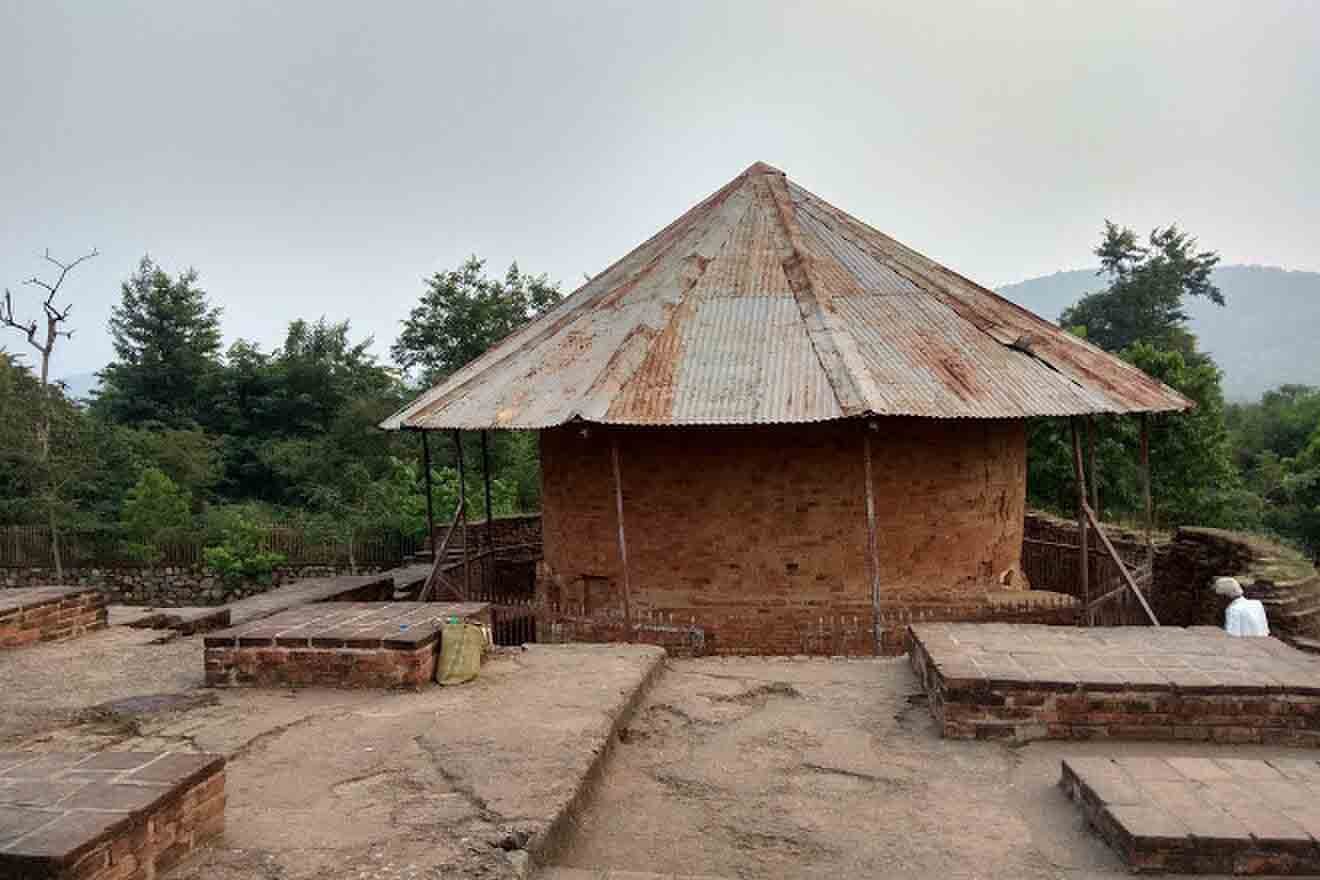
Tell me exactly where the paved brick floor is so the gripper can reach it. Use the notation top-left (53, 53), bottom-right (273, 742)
top-left (910, 623), bottom-right (1320, 742)
top-left (1062, 755), bottom-right (1320, 874)
top-left (203, 602), bottom-right (491, 688)
top-left (0, 750), bottom-right (225, 879)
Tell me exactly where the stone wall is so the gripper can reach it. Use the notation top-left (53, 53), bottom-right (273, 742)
top-left (1, 563), bottom-right (391, 606)
top-left (537, 418), bottom-right (1028, 655)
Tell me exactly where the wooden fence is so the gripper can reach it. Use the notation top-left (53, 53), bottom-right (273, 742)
top-left (1022, 535), bottom-right (1156, 625)
top-left (0, 525), bottom-right (423, 569)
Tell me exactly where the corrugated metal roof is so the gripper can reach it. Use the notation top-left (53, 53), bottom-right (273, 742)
top-left (382, 162), bottom-right (1193, 431)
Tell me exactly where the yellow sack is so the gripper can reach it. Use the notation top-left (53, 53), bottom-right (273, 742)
top-left (436, 622), bottom-right (485, 685)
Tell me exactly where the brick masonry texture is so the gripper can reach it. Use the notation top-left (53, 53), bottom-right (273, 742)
top-left (910, 622), bottom-right (1320, 744)
top-left (538, 419), bottom-right (1028, 655)
top-left (204, 602), bottom-right (491, 688)
top-left (0, 587), bottom-right (106, 649)
top-left (1061, 755), bottom-right (1320, 874)
top-left (0, 750), bottom-right (225, 880)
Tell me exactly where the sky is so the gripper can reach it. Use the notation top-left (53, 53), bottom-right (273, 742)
top-left (2, 0), bottom-right (1317, 379)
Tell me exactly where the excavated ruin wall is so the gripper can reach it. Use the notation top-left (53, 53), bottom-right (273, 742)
top-left (538, 419), bottom-right (1027, 654)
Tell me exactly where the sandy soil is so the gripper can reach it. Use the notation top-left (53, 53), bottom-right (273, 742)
top-left (2, 631), bottom-right (663, 880)
top-left (554, 656), bottom-right (1319, 880)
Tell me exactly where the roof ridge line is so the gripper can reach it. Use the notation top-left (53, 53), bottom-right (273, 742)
top-left (762, 171), bottom-right (870, 417)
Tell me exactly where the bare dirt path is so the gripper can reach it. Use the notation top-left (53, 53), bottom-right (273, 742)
top-left (553, 656), bottom-right (1319, 880)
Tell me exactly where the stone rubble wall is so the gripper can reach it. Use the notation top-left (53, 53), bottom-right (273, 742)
top-left (1, 563), bottom-right (392, 607)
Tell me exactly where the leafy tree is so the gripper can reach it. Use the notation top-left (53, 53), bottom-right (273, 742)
top-left (96, 257), bottom-right (223, 427)
top-left (119, 468), bottom-right (192, 561)
top-left (392, 257), bottom-right (562, 383)
top-left (202, 503), bottom-right (286, 589)
top-left (1060, 222), bottom-right (1222, 357)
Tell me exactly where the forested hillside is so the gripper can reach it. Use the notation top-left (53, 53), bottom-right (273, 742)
top-left (998, 265), bottom-right (1320, 401)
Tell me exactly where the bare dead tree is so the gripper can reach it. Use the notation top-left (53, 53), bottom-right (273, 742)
top-left (1, 248), bottom-right (98, 578)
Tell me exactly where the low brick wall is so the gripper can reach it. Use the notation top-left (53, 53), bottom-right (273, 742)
top-left (206, 643), bottom-right (438, 689)
top-left (0, 588), bottom-right (107, 648)
top-left (204, 602), bottom-right (492, 689)
top-left (909, 623), bottom-right (1320, 745)
top-left (0, 751), bottom-right (225, 880)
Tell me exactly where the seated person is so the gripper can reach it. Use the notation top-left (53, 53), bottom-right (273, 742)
top-left (1213, 576), bottom-right (1269, 637)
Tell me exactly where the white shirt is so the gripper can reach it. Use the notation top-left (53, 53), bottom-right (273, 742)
top-left (1225, 597), bottom-right (1270, 637)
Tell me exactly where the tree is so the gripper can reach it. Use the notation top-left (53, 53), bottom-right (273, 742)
top-left (119, 468), bottom-right (192, 562)
top-left (96, 257), bottom-right (223, 427)
top-left (392, 257), bottom-right (562, 383)
top-left (1, 249), bottom-right (98, 576)
top-left (1060, 222), bottom-right (1222, 357)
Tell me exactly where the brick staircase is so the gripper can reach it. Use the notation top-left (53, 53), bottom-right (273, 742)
top-left (1250, 573), bottom-right (1320, 653)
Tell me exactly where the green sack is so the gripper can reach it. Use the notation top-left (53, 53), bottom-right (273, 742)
top-left (437, 622), bottom-right (485, 685)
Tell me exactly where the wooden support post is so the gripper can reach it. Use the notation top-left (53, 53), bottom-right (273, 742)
top-left (1087, 416), bottom-right (1100, 519)
top-left (454, 430), bottom-right (470, 598)
top-left (863, 426), bottom-right (882, 654)
top-left (1070, 417), bottom-right (1090, 622)
top-left (481, 430), bottom-right (493, 525)
top-left (421, 431), bottom-right (435, 557)
top-left (481, 430), bottom-right (494, 597)
top-left (610, 432), bottom-right (633, 641)
top-left (1084, 503), bottom-right (1160, 626)
top-left (1140, 413), bottom-right (1153, 551)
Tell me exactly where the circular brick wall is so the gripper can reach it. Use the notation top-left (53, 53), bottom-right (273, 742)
top-left (539, 418), bottom-right (1027, 654)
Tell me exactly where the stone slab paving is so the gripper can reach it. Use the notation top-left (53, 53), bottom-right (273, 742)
top-left (909, 622), bottom-right (1320, 743)
top-left (203, 602), bottom-right (490, 649)
top-left (0, 587), bottom-right (89, 617)
top-left (0, 750), bottom-right (225, 879)
top-left (1061, 755), bottom-right (1320, 874)
top-left (221, 571), bottom-right (396, 626)
top-left (203, 602), bottom-right (491, 688)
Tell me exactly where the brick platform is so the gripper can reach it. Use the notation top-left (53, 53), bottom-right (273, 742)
top-left (0, 587), bottom-right (107, 649)
top-left (204, 602), bottom-right (491, 688)
top-left (909, 623), bottom-right (1320, 744)
top-left (0, 750), bottom-right (225, 879)
top-left (1062, 756), bottom-right (1320, 874)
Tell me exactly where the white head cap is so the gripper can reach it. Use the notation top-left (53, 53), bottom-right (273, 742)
top-left (1213, 577), bottom-right (1244, 599)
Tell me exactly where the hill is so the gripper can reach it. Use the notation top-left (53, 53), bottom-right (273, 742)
top-left (997, 265), bottom-right (1320, 401)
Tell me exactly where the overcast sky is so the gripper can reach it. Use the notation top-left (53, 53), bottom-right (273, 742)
top-left (2, 0), bottom-right (1316, 379)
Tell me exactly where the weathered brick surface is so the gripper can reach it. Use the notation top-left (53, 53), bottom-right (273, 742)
top-left (204, 602), bottom-right (490, 688)
top-left (538, 420), bottom-right (1028, 655)
top-left (0, 750), bottom-right (225, 880)
top-left (0, 587), bottom-right (107, 649)
top-left (911, 623), bottom-right (1320, 744)
top-left (1062, 755), bottom-right (1320, 874)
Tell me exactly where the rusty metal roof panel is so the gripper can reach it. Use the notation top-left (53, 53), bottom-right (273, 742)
top-left (382, 162), bottom-right (1192, 431)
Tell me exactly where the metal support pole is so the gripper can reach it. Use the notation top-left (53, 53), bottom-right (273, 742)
top-left (1070, 417), bottom-right (1090, 621)
top-left (1087, 416), bottom-right (1100, 519)
top-left (454, 429), bottom-right (470, 597)
top-left (610, 433), bottom-right (633, 641)
top-left (421, 431), bottom-right (435, 557)
top-left (864, 426), bottom-right (882, 655)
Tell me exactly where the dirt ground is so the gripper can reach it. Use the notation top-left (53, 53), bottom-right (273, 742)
top-left (1, 627), bottom-right (663, 879)
top-left (554, 656), bottom-right (1320, 880)
top-left (6, 628), bottom-right (1318, 879)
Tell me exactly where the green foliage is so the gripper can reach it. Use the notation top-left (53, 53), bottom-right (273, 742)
top-left (119, 468), bottom-right (192, 562)
top-left (1228, 386), bottom-right (1320, 556)
top-left (95, 257), bottom-right (223, 427)
top-left (392, 257), bottom-right (562, 383)
top-left (1029, 222), bottom-right (1262, 533)
top-left (1060, 222), bottom-right (1222, 356)
top-left (202, 504), bottom-right (286, 587)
